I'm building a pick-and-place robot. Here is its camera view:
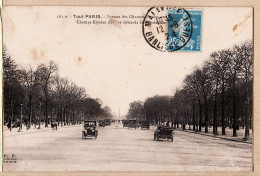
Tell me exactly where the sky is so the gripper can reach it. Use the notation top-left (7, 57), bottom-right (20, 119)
top-left (3, 7), bottom-right (253, 117)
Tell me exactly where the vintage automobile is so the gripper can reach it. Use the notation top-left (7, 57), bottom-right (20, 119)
top-left (136, 120), bottom-right (141, 128)
top-left (154, 126), bottom-right (174, 142)
top-left (128, 119), bottom-right (137, 129)
top-left (122, 120), bottom-right (129, 128)
top-left (104, 119), bottom-right (111, 126)
top-left (141, 120), bottom-right (150, 129)
top-left (82, 120), bottom-right (98, 139)
top-left (98, 120), bottom-right (105, 127)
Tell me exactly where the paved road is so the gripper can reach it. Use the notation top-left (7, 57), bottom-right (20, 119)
top-left (3, 123), bottom-right (252, 171)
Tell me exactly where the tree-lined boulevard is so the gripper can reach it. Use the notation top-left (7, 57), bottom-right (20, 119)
top-left (3, 45), bottom-right (113, 132)
top-left (3, 123), bottom-right (252, 171)
top-left (2, 40), bottom-right (253, 171)
top-left (127, 41), bottom-right (253, 140)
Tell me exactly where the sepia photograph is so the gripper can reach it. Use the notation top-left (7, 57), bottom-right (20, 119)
top-left (2, 6), bottom-right (253, 172)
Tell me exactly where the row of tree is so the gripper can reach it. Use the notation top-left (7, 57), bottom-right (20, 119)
top-left (127, 41), bottom-right (253, 139)
top-left (3, 45), bottom-right (112, 130)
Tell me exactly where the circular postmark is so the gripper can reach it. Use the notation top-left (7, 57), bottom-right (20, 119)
top-left (142, 7), bottom-right (193, 52)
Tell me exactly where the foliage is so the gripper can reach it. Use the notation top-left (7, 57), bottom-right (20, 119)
top-left (127, 41), bottom-right (253, 136)
top-left (3, 46), bottom-right (112, 128)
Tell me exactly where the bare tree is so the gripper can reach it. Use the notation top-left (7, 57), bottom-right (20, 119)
top-left (239, 41), bottom-right (253, 139)
top-left (36, 61), bottom-right (58, 127)
top-left (184, 68), bottom-right (203, 131)
top-left (20, 66), bottom-right (41, 129)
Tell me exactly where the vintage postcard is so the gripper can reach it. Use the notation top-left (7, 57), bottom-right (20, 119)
top-left (1, 6), bottom-right (254, 173)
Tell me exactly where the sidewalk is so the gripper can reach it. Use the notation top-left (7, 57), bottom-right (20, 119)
top-left (176, 126), bottom-right (253, 144)
top-left (3, 123), bottom-right (82, 137)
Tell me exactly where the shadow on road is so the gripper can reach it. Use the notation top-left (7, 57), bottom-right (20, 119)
top-left (149, 139), bottom-right (173, 142)
top-left (81, 138), bottom-right (96, 140)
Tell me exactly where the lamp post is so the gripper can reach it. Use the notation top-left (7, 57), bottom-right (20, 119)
top-left (18, 104), bottom-right (23, 132)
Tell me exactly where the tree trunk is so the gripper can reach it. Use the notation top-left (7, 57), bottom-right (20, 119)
top-left (204, 97), bottom-right (209, 133)
top-left (64, 107), bottom-right (67, 126)
top-left (10, 101), bottom-right (13, 131)
top-left (28, 95), bottom-right (32, 129)
top-left (61, 107), bottom-right (63, 127)
top-left (192, 100), bottom-right (195, 131)
top-left (213, 77), bottom-right (219, 135)
top-left (29, 104), bottom-right (32, 129)
top-left (232, 76), bottom-right (237, 137)
top-left (58, 109), bottom-right (60, 126)
top-left (38, 105), bottom-right (41, 129)
top-left (199, 100), bottom-right (202, 132)
top-left (221, 81), bottom-right (225, 135)
top-left (34, 108), bottom-right (37, 129)
top-left (45, 101), bottom-right (48, 127)
top-left (244, 69), bottom-right (249, 140)
top-left (177, 113), bottom-right (179, 128)
top-left (51, 109), bottom-right (53, 124)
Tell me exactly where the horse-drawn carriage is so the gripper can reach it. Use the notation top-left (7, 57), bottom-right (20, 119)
top-left (154, 126), bottom-right (174, 142)
top-left (82, 120), bottom-right (98, 139)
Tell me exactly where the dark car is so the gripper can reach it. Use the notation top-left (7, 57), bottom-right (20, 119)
top-left (122, 120), bottom-right (129, 128)
top-left (154, 126), bottom-right (174, 142)
top-left (98, 120), bottom-right (105, 127)
top-left (141, 120), bottom-right (150, 129)
top-left (128, 120), bottom-right (137, 129)
top-left (82, 120), bottom-right (98, 139)
top-left (104, 119), bottom-right (111, 126)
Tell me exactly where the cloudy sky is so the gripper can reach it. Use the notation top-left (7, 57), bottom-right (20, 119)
top-left (3, 7), bottom-right (253, 117)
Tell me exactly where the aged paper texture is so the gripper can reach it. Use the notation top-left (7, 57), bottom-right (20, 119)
top-left (1, 1), bottom-right (260, 176)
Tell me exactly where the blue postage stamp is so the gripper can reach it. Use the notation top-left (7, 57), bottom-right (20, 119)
top-left (142, 7), bottom-right (202, 52)
top-left (167, 9), bottom-right (202, 52)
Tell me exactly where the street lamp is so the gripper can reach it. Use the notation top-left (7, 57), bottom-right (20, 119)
top-left (18, 104), bottom-right (23, 132)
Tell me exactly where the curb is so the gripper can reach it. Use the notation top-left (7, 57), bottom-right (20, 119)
top-left (176, 129), bottom-right (252, 144)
